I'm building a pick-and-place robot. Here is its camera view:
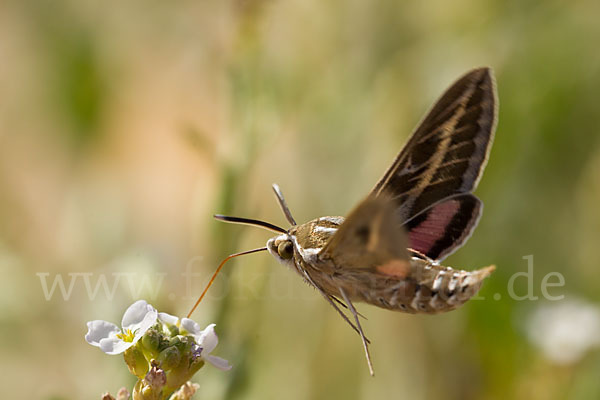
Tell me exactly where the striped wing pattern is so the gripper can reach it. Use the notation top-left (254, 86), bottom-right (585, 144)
top-left (371, 67), bottom-right (497, 260)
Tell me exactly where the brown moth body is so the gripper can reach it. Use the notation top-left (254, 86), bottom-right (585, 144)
top-left (267, 213), bottom-right (494, 316)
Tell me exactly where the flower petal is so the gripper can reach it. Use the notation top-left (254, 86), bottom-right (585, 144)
top-left (158, 312), bottom-right (179, 326)
top-left (180, 318), bottom-right (202, 336)
top-left (196, 323), bottom-right (218, 354)
top-left (133, 313), bottom-right (158, 344)
top-left (85, 320), bottom-right (120, 347)
top-left (205, 355), bottom-right (232, 371)
top-left (99, 336), bottom-right (135, 355)
top-left (122, 300), bottom-right (157, 330)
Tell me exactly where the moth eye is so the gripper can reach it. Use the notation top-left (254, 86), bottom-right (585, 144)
top-left (277, 241), bottom-right (294, 260)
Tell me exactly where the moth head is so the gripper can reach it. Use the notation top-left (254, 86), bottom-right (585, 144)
top-left (213, 184), bottom-right (299, 267)
top-left (266, 234), bottom-right (295, 265)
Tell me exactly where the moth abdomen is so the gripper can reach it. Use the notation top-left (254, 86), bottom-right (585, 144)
top-left (408, 262), bottom-right (495, 313)
top-left (346, 261), bottom-right (495, 314)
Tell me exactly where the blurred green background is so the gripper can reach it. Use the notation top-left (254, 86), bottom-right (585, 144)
top-left (2, 0), bottom-right (600, 399)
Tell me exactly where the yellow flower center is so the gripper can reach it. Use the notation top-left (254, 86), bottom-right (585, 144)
top-left (116, 328), bottom-right (136, 342)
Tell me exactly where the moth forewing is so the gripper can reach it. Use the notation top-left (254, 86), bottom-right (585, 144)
top-left (372, 68), bottom-right (497, 205)
top-left (370, 67), bottom-right (498, 261)
top-left (319, 196), bottom-right (410, 270)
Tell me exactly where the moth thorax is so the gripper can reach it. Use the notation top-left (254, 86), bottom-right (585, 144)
top-left (267, 234), bottom-right (294, 264)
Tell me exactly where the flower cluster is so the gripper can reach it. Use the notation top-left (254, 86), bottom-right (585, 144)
top-left (85, 300), bottom-right (230, 400)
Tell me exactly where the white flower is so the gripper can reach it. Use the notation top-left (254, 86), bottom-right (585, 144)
top-left (158, 311), bottom-right (179, 326)
top-left (85, 300), bottom-right (158, 355)
top-left (158, 314), bottom-right (231, 371)
top-left (188, 323), bottom-right (232, 371)
top-left (527, 299), bottom-right (600, 365)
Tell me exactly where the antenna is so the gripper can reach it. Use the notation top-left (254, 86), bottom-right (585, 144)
top-left (213, 215), bottom-right (287, 234)
top-left (272, 183), bottom-right (297, 226)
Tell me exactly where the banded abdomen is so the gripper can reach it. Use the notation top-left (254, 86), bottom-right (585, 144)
top-left (360, 258), bottom-right (494, 314)
top-left (314, 256), bottom-right (494, 314)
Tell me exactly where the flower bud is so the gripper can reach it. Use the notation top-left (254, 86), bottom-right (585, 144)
top-left (158, 346), bottom-right (181, 371)
top-left (165, 352), bottom-right (205, 392)
top-left (132, 379), bottom-right (162, 400)
top-left (124, 346), bottom-right (150, 379)
top-left (169, 336), bottom-right (182, 348)
top-left (141, 329), bottom-right (160, 352)
top-left (167, 324), bottom-right (180, 337)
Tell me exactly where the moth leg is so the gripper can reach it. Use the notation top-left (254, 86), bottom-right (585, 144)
top-left (320, 292), bottom-right (371, 344)
top-left (331, 295), bottom-right (368, 320)
top-left (298, 267), bottom-right (369, 343)
top-left (317, 287), bottom-right (369, 343)
top-left (339, 287), bottom-right (375, 376)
